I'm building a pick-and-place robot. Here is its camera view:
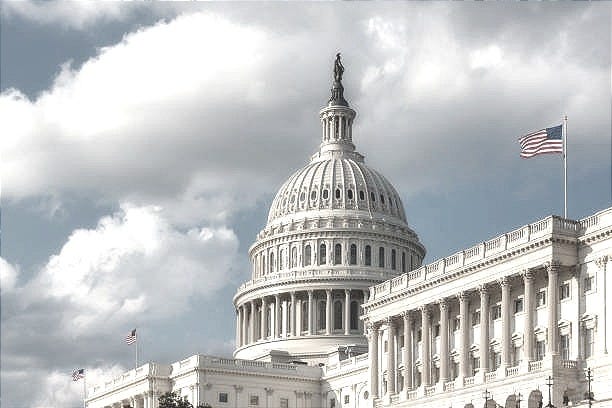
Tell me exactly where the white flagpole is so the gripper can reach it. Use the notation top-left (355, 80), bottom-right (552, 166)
top-left (83, 371), bottom-right (87, 408)
top-left (563, 115), bottom-right (568, 218)
top-left (135, 330), bottom-right (139, 370)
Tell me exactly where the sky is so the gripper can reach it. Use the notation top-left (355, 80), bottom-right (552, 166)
top-left (0, 2), bottom-right (610, 407)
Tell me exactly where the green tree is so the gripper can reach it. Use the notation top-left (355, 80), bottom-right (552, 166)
top-left (158, 391), bottom-right (211, 408)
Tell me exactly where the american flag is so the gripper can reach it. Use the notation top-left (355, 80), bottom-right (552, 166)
top-left (519, 124), bottom-right (563, 158)
top-left (125, 328), bottom-right (137, 345)
top-left (72, 368), bottom-right (85, 381)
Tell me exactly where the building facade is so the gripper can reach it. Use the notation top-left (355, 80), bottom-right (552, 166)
top-left (87, 60), bottom-right (612, 408)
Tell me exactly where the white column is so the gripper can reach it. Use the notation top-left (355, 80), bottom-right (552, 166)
top-left (325, 289), bottom-right (332, 335)
top-left (282, 299), bottom-right (288, 337)
top-left (523, 270), bottom-right (535, 362)
top-left (261, 297), bottom-right (267, 340)
top-left (274, 294), bottom-right (281, 338)
top-left (296, 297), bottom-right (302, 337)
top-left (479, 285), bottom-right (490, 375)
top-left (403, 311), bottom-right (413, 391)
top-left (369, 323), bottom-right (380, 399)
top-left (458, 292), bottom-right (470, 379)
top-left (249, 300), bottom-right (256, 343)
top-left (439, 299), bottom-right (449, 383)
top-left (387, 318), bottom-right (396, 395)
top-left (500, 277), bottom-right (511, 371)
top-left (344, 289), bottom-right (351, 335)
top-left (596, 256), bottom-right (609, 354)
top-left (235, 308), bottom-right (240, 348)
top-left (307, 290), bottom-right (314, 335)
top-left (241, 305), bottom-right (248, 346)
top-left (421, 305), bottom-right (431, 386)
top-left (547, 263), bottom-right (560, 356)
top-left (290, 291), bottom-right (297, 337)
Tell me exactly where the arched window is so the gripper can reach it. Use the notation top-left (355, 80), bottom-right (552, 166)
top-left (350, 301), bottom-right (359, 330)
top-left (291, 247), bottom-right (297, 268)
top-left (350, 244), bottom-right (357, 265)
top-left (401, 251), bottom-right (406, 272)
top-left (262, 255), bottom-right (266, 275)
top-left (279, 249), bottom-right (285, 270)
top-left (391, 249), bottom-right (396, 270)
top-left (379, 247), bottom-right (385, 268)
top-left (319, 243), bottom-right (327, 265)
top-left (334, 244), bottom-right (342, 265)
top-left (347, 189), bottom-right (353, 200)
top-left (335, 188), bottom-right (341, 199)
top-left (334, 301), bottom-right (343, 330)
top-left (365, 245), bottom-right (371, 266)
top-left (301, 301), bottom-right (309, 331)
top-left (370, 192), bottom-right (376, 202)
top-left (318, 301), bottom-right (326, 331)
top-left (359, 190), bottom-right (365, 200)
top-left (323, 189), bottom-right (329, 200)
top-left (304, 245), bottom-right (311, 266)
top-left (269, 252), bottom-right (275, 273)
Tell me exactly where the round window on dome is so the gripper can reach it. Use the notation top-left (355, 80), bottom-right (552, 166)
top-left (311, 191), bottom-right (317, 200)
top-left (359, 191), bottom-right (365, 200)
top-left (370, 192), bottom-right (375, 202)
top-left (347, 189), bottom-right (353, 200)
top-left (335, 189), bottom-right (341, 199)
top-left (323, 189), bottom-right (329, 200)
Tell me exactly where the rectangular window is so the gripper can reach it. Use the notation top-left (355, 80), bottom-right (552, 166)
top-left (384, 340), bottom-right (388, 352)
top-left (399, 335), bottom-right (404, 347)
top-left (417, 329), bottom-right (422, 342)
top-left (536, 290), bottom-right (546, 307)
top-left (584, 276), bottom-right (594, 292)
top-left (512, 345), bottom-right (522, 366)
top-left (250, 395), bottom-right (259, 406)
top-left (330, 398), bottom-right (336, 408)
top-left (471, 356), bottom-right (480, 377)
top-left (561, 335), bottom-right (570, 360)
top-left (491, 351), bottom-right (501, 370)
top-left (535, 340), bottom-right (546, 361)
top-left (344, 395), bottom-right (350, 404)
top-left (434, 324), bottom-right (440, 337)
top-left (560, 282), bottom-right (571, 300)
top-left (453, 317), bottom-right (460, 331)
top-left (514, 298), bottom-right (524, 314)
top-left (219, 393), bottom-right (229, 403)
top-left (585, 328), bottom-right (595, 358)
top-left (492, 305), bottom-right (501, 320)
top-left (472, 311), bottom-right (480, 327)
top-left (451, 361), bottom-right (459, 379)
top-left (280, 398), bottom-right (289, 408)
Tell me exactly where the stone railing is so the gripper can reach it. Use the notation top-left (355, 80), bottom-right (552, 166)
top-left (561, 360), bottom-right (577, 369)
top-left (368, 208), bottom-right (612, 302)
top-left (485, 371), bottom-right (497, 382)
top-left (463, 376), bottom-right (475, 386)
top-left (407, 390), bottom-right (418, 400)
top-left (89, 363), bottom-right (171, 398)
top-left (424, 385), bottom-right (436, 396)
top-left (529, 360), bottom-right (543, 372)
top-left (506, 366), bottom-right (519, 377)
top-left (390, 394), bottom-right (400, 404)
top-left (322, 353), bottom-right (369, 376)
top-left (237, 267), bottom-right (398, 293)
top-left (444, 380), bottom-right (455, 392)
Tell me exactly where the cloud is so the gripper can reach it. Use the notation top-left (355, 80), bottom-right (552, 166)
top-left (1, 1), bottom-right (138, 30)
top-left (0, 257), bottom-right (19, 293)
top-left (1, 204), bottom-right (239, 406)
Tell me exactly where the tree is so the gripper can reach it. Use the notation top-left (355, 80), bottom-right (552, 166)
top-left (158, 392), bottom-right (211, 408)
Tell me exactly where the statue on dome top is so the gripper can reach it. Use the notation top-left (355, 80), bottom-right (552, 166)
top-left (333, 53), bottom-right (344, 83)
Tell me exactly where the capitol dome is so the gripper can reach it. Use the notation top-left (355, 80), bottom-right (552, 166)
top-left (233, 55), bottom-right (425, 363)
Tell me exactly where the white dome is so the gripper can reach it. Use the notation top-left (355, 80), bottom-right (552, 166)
top-left (267, 155), bottom-right (407, 225)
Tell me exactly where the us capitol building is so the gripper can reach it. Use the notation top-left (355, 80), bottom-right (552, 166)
top-left (87, 57), bottom-right (612, 408)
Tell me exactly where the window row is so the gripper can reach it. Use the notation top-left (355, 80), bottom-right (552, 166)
top-left (254, 244), bottom-right (418, 275)
top-left (280, 188), bottom-right (401, 212)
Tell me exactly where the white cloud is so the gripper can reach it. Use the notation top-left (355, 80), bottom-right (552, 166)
top-left (0, 257), bottom-right (19, 293)
top-left (2, 1), bottom-right (134, 30)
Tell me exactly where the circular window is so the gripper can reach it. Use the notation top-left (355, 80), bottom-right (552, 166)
top-left (335, 189), bottom-right (341, 199)
top-left (364, 391), bottom-right (369, 400)
top-left (347, 189), bottom-right (353, 200)
top-left (323, 189), bottom-right (329, 199)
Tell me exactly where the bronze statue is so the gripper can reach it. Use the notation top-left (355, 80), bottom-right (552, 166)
top-left (333, 53), bottom-right (344, 82)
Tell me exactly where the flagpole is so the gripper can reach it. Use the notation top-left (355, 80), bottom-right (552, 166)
top-left (135, 331), bottom-right (139, 370)
top-left (563, 115), bottom-right (568, 218)
top-left (83, 371), bottom-right (87, 408)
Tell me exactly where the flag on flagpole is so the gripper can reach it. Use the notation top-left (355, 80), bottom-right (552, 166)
top-left (72, 368), bottom-right (85, 381)
top-left (125, 328), bottom-right (137, 345)
top-left (519, 124), bottom-right (563, 158)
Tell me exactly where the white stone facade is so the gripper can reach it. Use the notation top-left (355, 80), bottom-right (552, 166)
top-left (87, 63), bottom-right (612, 408)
